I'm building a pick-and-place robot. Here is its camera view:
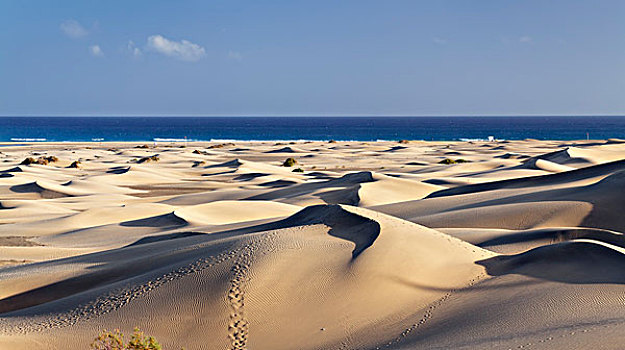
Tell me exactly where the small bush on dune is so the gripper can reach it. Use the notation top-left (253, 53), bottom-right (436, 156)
top-left (328, 140), bottom-right (337, 144)
top-left (135, 144), bottom-right (150, 149)
top-left (91, 328), bottom-right (164, 350)
top-left (438, 158), bottom-right (455, 164)
top-left (292, 167), bottom-right (304, 172)
top-left (398, 139), bottom-right (409, 144)
top-left (282, 157), bottom-right (297, 167)
top-left (68, 160), bottom-right (81, 168)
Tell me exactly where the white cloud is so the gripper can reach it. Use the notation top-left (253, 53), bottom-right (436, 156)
top-left (519, 36), bottom-right (533, 43)
top-left (60, 20), bottom-right (88, 38)
top-left (432, 37), bottom-right (447, 45)
top-left (228, 50), bottom-right (243, 61)
top-left (127, 40), bottom-right (142, 57)
top-left (146, 35), bottom-right (205, 61)
top-left (90, 45), bottom-right (103, 57)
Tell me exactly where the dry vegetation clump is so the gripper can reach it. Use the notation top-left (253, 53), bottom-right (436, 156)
top-left (282, 157), bottom-right (297, 167)
top-left (135, 144), bottom-right (150, 149)
top-left (208, 143), bottom-right (235, 149)
top-left (20, 157), bottom-right (39, 165)
top-left (192, 160), bottom-right (206, 167)
top-left (137, 155), bottom-right (160, 164)
top-left (328, 140), bottom-right (337, 143)
top-left (292, 167), bottom-right (304, 173)
top-left (68, 160), bottom-right (81, 168)
top-left (398, 139), bottom-right (410, 144)
top-left (21, 156), bottom-right (58, 165)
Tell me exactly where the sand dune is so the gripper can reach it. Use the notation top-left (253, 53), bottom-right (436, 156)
top-left (0, 140), bottom-right (624, 349)
top-left (173, 200), bottom-right (301, 225)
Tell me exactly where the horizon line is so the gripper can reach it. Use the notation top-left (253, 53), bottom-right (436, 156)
top-left (1, 114), bottom-right (624, 118)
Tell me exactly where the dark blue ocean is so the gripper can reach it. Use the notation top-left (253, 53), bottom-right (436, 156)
top-left (1, 116), bottom-right (625, 142)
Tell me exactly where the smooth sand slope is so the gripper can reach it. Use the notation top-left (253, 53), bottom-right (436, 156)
top-left (0, 139), bottom-right (624, 349)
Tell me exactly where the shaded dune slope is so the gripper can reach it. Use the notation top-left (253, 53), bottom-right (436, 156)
top-left (375, 163), bottom-right (625, 232)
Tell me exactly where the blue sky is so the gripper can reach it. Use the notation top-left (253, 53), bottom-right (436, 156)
top-left (1, 0), bottom-right (623, 116)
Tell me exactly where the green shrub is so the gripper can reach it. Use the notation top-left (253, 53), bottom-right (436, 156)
top-left (438, 158), bottom-right (455, 164)
top-left (282, 157), bottom-right (297, 167)
top-left (438, 158), bottom-right (470, 165)
top-left (91, 328), bottom-right (162, 350)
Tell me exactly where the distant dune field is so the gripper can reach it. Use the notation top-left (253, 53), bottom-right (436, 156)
top-left (1, 139), bottom-right (625, 349)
